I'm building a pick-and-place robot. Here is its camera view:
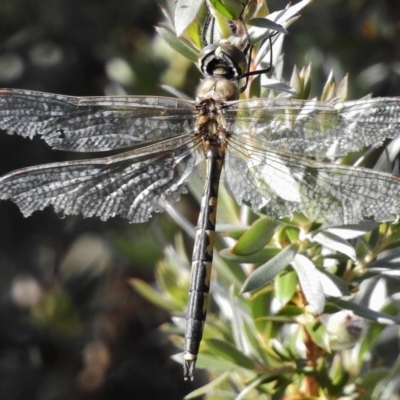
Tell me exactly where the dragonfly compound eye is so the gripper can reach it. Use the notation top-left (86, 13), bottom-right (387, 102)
top-left (198, 43), bottom-right (247, 81)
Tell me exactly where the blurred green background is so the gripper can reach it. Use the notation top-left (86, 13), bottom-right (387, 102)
top-left (0, 0), bottom-right (398, 399)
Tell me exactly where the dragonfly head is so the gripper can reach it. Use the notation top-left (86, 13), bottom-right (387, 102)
top-left (198, 43), bottom-right (247, 83)
top-left (196, 43), bottom-right (247, 101)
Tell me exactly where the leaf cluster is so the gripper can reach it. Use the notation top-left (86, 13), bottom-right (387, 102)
top-left (132, 1), bottom-right (400, 398)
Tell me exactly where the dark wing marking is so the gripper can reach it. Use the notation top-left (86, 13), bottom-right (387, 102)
top-left (0, 89), bottom-right (196, 152)
top-left (0, 134), bottom-right (200, 223)
top-left (225, 134), bottom-right (400, 225)
top-left (226, 97), bottom-right (400, 159)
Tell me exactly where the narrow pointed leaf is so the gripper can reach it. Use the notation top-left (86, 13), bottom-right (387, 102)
top-left (304, 321), bottom-right (330, 352)
top-left (221, 246), bottom-right (280, 263)
top-left (275, 269), bottom-right (298, 305)
top-left (184, 371), bottom-right (231, 399)
top-left (262, 78), bottom-right (297, 94)
top-left (328, 297), bottom-right (400, 324)
top-left (175, 0), bottom-right (203, 37)
top-left (129, 279), bottom-right (182, 311)
top-left (156, 25), bottom-right (198, 62)
top-left (241, 243), bottom-right (299, 293)
top-left (236, 376), bottom-right (271, 400)
top-left (206, 338), bottom-right (256, 369)
top-left (208, 0), bottom-right (246, 20)
top-left (317, 269), bottom-right (351, 297)
top-left (311, 231), bottom-right (356, 261)
top-left (367, 248), bottom-right (400, 269)
top-left (232, 217), bottom-right (281, 256)
top-left (323, 221), bottom-right (379, 240)
top-left (292, 255), bottom-right (325, 313)
top-left (248, 18), bottom-right (288, 34)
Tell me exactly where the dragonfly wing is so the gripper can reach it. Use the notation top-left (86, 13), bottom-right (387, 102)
top-left (0, 89), bottom-right (196, 152)
top-left (227, 97), bottom-right (400, 159)
top-left (0, 135), bottom-right (199, 223)
top-left (225, 136), bottom-right (400, 226)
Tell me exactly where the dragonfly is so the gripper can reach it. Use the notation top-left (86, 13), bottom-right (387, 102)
top-left (1, 22), bottom-right (400, 382)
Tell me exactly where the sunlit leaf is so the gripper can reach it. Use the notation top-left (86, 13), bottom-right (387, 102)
top-left (175, 0), bottom-right (204, 37)
top-left (328, 297), bottom-right (400, 324)
top-left (317, 269), bottom-right (351, 297)
top-left (232, 217), bottom-right (281, 256)
top-left (241, 243), bottom-right (299, 293)
top-left (311, 231), bottom-right (356, 261)
top-left (270, 338), bottom-right (292, 361)
top-left (323, 221), bottom-right (379, 239)
top-left (248, 0), bottom-right (312, 43)
top-left (208, 0), bottom-right (246, 19)
top-left (292, 255), bottom-right (325, 314)
top-left (248, 18), bottom-right (288, 34)
top-left (367, 248), bottom-right (400, 269)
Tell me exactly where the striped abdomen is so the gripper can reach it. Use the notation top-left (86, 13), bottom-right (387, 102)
top-left (183, 144), bottom-right (224, 380)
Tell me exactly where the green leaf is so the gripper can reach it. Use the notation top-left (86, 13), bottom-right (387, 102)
top-left (232, 217), bottom-right (281, 256)
top-left (367, 248), bottom-right (400, 269)
top-left (304, 321), bottom-right (330, 352)
top-left (241, 243), bottom-right (299, 293)
top-left (275, 269), bottom-right (297, 305)
top-left (355, 368), bottom-right (390, 400)
top-left (248, 18), bottom-right (288, 34)
top-left (317, 269), bottom-right (351, 297)
top-left (242, 319), bottom-right (268, 363)
top-left (311, 231), bottom-right (356, 261)
top-left (220, 246), bottom-right (280, 263)
top-left (156, 25), bottom-right (198, 62)
top-left (328, 297), bottom-right (400, 325)
top-left (278, 305), bottom-right (305, 317)
top-left (174, 0), bottom-right (204, 37)
top-left (208, 0), bottom-right (246, 20)
top-left (129, 278), bottom-right (182, 311)
top-left (247, 0), bottom-right (311, 45)
top-left (321, 70), bottom-right (336, 102)
top-left (289, 65), bottom-right (302, 96)
top-left (324, 221), bottom-right (379, 240)
top-left (270, 338), bottom-right (292, 361)
top-left (206, 338), bottom-right (256, 370)
top-left (190, 353), bottom-right (236, 371)
top-left (236, 376), bottom-right (272, 400)
top-left (184, 371), bottom-right (231, 399)
top-left (292, 254), bottom-right (325, 314)
top-left (218, 224), bottom-right (249, 240)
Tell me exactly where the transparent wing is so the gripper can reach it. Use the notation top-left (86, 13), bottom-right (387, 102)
top-left (0, 134), bottom-right (201, 223)
top-left (226, 97), bottom-right (400, 159)
top-left (0, 89), bottom-right (196, 152)
top-left (225, 135), bottom-right (400, 226)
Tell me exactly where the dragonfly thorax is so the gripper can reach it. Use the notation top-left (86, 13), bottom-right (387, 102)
top-left (196, 76), bottom-right (238, 101)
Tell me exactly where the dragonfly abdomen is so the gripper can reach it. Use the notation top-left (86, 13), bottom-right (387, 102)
top-left (184, 145), bottom-right (224, 380)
